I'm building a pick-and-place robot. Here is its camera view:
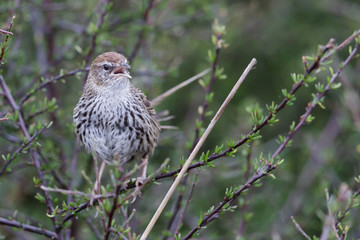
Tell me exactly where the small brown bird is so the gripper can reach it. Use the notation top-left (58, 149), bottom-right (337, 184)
top-left (73, 52), bottom-right (160, 176)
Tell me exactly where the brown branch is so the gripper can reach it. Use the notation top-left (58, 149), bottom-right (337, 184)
top-left (58, 33), bottom-right (360, 225)
top-left (335, 187), bottom-right (360, 228)
top-left (0, 29), bottom-right (13, 35)
top-left (182, 164), bottom-right (276, 240)
top-left (192, 43), bottom-right (221, 150)
top-left (165, 29), bottom-right (223, 237)
top-left (0, 127), bottom-right (45, 176)
top-left (181, 40), bottom-right (359, 240)
top-left (0, 16), bottom-right (15, 63)
top-left (291, 216), bottom-right (311, 240)
top-left (104, 184), bottom-right (122, 240)
top-left (272, 43), bottom-right (359, 158)
top-left (20, 68), bottom-right (89, 106)
top-left (37, 150), bottom-right (68, 189)
top-left (86, 217), bottom-right (102, 240)
top-left (0, 217), bottom-right (57, 239)
top-left (128, 0), bottom-right (156, 63)
top-left (173, 173), bottom-right (198, 238)
top-left (0, 75), bottom-right (61, 237)
top-left (82, 0), bottom-right (111, 84)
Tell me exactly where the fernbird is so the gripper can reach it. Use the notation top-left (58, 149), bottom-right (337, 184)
top-left (73, 52), bottom-right (160, 178)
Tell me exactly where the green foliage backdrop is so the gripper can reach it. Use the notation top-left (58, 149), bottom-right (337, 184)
top-left (0, 0), bottom-right (359, 239)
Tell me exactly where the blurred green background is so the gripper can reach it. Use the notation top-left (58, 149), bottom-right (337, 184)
top-left (0, 0), bottom-right (359, 239)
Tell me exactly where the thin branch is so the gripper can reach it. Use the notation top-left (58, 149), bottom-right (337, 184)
top-left (25, 106), bottom-right (54, 121)
top-left (20, 68), bottom-right (89, 106)
top-left (86, 218), bottom-right (102, 240)
top-left (291, 216), bottom-right (311, 240)
top-left (128, 0), bottom-right (156, 63)
top-left (164, 28), bottom-right (223, 235)
top-left (181, 40), bottom-right (359, 240)
top-left (82, 0), bottom-right (111, 84)
top-left (0, 127), bottom-right (45, 176)
top-left (37, 149), bottom-right (68, 189)
top-left (272, 43), bottom-right (359, 158)
top-left (104, 158), bottom-right (170, 240)
top-left (151, 68), bottom-right (211, 106)
top-left (0, 216), bottom-right (57, 239)
top-left (192, 44), bottom-right (221, 150)
top-left (173, 173), bottom-right (198, 238)
top-left (182, 164), bottom-right (276, 240)
top-left (0, 29), bottom-right (13, 35)
top-left (0, 75), bottom-right (60, 236)
top-left (236, 142), bottom-right (253, 237)
top-left (335, 187), bottom-right (360, 228)
top-left (322, 29), bottom-right (360, 62)
top-left (0, 16), bottom-right (14, 63)
top-left (140, 58), bottom-right (257, 240)
top-left (55, 31), bottom-right (360, 225)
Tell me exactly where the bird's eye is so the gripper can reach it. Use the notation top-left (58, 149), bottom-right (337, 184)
top-left (103, 64), bottom-right (110, 70)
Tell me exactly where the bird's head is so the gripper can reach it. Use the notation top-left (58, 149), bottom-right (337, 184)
top-left (87, 52), bottom-right (132, 87)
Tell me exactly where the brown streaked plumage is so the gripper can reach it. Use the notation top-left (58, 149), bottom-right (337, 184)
top-left (73, 52), bottom-right (160, 166)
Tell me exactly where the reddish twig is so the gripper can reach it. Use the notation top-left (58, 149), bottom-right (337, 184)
top-left (0, 16), bottom-right (15, 63)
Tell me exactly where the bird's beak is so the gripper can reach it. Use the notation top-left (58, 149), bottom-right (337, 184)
top-left (113, 62), bottom-right (132, 79)
top-left (121, 62), bottom-right (131, 69)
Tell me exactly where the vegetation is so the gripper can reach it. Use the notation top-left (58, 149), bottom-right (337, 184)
top-left (0, 0), bottom-right (359, 239)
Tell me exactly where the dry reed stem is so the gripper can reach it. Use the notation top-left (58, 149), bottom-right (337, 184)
top-left (140, 58), bottom-right (257, 240)
top-left (151, 68), bottom-right (211, 106)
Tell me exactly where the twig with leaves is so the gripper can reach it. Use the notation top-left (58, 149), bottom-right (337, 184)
top-left (0, 75), bottom-right (60, 238)
top-left (82, 0), bottom-right (111, 84)
top-left (140, 58), bottom-right (257, 240)
top-left (128, 0), bottom-right (157, 63)
top-left (180, 39), bottom-right (359, 240)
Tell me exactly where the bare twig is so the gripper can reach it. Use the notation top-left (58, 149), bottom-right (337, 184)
top-left (82, 0), bottom-right (111, 84)
top-left (291, 216), bottom-right (311, 240)
top-left (0, 16), bottom-right (15, 63)
top-left (335, 188), bottom-right (360, 228)
top-left (20, 68), bottom-right (88, 106)
top-left (66, 142), bottom-right (79, 240)
top-left (0, 127), bottom-right (45, 176)
top-left (86, 218), bottom-right (102, 240)
top-left (140, 58), bottom-right (257, 240)
top-left (151, 68), bottom-right (211, 106)
top-left (0, 75), bottom-right (60, 237)
top-left (322, 29), bottom-right (360, 62)
top-left (173, 173), bottom-right (198, 237)
top-left (182, 40), bottom-right (359, 240)
top-left (0, 217), bottom-right (57, 239)
top-left (104, 158), bottom-right (169, 240)
top-left (128, 0), bottom-right (157, 63)
top-left (0, 29), bottom-right (13, 35)
top-left (37, 150), bottom-right (68, 189)
top-left (236, 143), bottom-right (253, 237)
top-left (40, 185), bottom-right (89, 197)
